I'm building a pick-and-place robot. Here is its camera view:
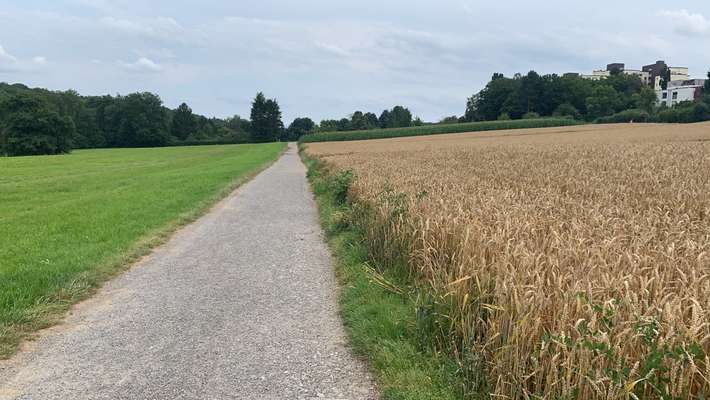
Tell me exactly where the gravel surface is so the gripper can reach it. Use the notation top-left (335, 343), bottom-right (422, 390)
top-left (0, 143), bottom-right (377, 400)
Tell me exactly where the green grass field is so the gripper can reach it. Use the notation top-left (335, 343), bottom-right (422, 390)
top-left (0, 143), bottom-right (285, 357)
top-left (299, 118), bottom-right (582, 143)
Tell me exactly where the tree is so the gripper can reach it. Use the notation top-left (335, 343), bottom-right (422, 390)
top-left (586, 85), bottom-right (622, 120)
top-left (226, 115), bottom-right (251, 134)
top-left (284, 117), bottom-right (315, 141)
top-left (705, 71), bottom-right (710, 92)
top-left (631, 86), bottom-right (658, 113)
top-left (378, 109), bottom-right (391, 128)
top-left (364, 112), bottom-right (379, 129)
top-left (390, 106), bottom-right (413, 127)
top-left (336, 118), bottom-right (351, 131)
top-left (469, 74), bottom-right (521, 121)
top-left (171, 103), bottom-right (197, 140)
top-left (2, 108), bottom-right (75, 156)
top-left (104, 92), bottom-right (170, 147)
top-left (249, 92), bottom-right (283, 142)
top-left (350, 111), bottom-right (369, 130)
top-left (660, 66), bottom-right (671, 90)
top-left (318, 119), bottom-right (339, 132)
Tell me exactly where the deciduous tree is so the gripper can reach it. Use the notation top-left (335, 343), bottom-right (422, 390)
top-left (171, 102), bottom-right (197, 140)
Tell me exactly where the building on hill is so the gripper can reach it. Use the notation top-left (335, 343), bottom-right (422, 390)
top-left (580, 62), bottom-right (652, 85)
top-left (656, 79), bottom-right (707, 107)
top-left (577, 60), bottom-right (689, 89)
top-left (580, 69), bottom-right (611, 81)
top-left (574, 60), bottom-right (703, 106)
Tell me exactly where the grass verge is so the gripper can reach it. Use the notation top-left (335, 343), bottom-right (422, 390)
top-left (299, 118), bottom-right (582, 143)
top-left (0, 143), bottom-right (286, 358)
top-left (301, 147), bottom-right (466, 400)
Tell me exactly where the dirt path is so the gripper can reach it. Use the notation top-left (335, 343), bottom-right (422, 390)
top-left (0, 143), bottom-right (377, 400)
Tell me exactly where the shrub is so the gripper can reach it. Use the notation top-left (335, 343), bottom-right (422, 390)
top-left (329, 169), bottom-right (354, 205)
top-left (497, 113), bottom-right (511, 121)
top-left (522, 112), bottom-right (540, 119)
top-left (657, 102), bottom-right (710, 123)
top-left (596, 109), bottom-right (650, 124)
top-left (553, 103), bottom-right (581, 120)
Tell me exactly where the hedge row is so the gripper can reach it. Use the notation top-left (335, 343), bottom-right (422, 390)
top-left (299, 118), bottom-right (583, 143)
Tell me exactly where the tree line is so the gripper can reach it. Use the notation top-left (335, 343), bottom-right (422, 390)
top-left (2, 68), bottom-right (708, 156)
top-left (0, 82), bottom-right (421, 156)
top-left (463, 70), bottom-right (710, 124)
top-left (0, 83), bottom-right (260, 156)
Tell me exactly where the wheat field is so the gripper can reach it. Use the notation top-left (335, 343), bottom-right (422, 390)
top-left (306, 123), bottom-right (710, 399)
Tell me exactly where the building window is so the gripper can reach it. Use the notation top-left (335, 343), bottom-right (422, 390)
top-left (662, 92), bottom-right (668, 99)
top-left (672, 92), bottom-right (678, 100)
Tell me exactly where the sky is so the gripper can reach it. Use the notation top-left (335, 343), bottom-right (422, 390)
top-left (0, 1), bottom-right (709, 123)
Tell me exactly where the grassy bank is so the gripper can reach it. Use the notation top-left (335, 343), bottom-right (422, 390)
top-left (300, 118), bottom-right (582, 143)
top-left (302, 149), bottom-right (467, 400)
top-left (0, 143), bottom-right (286, 358)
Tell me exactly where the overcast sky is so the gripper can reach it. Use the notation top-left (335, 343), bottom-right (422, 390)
top-left (1, 1), bottom-right (709, 122)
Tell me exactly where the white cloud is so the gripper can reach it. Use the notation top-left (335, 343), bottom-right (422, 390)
top-left (32, 56), bottom-right (47, 65)
top-left (100, 16), bottom-right (184, 40)
top-left (0, 45), bottom-right (18, 62)
top-left (658, 9), bottom-right (710, 36)
top-left (122, 57), bottom-right (163, 72)
top-left (0, 44), bottom-right (19, 71)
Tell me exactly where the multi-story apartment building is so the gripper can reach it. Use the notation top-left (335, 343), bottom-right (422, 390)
top-left (579, 60), bottom-right (690, 89)
top-left (575, 60), bottom-right (705, 107)
top-left (656, 79), bottom-right (706, 107)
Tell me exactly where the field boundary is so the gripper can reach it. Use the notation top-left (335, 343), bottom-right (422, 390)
top-left (299, 118), bottom-right (582, 143)
top-left (0, 144), bottom-right (288, 359)
top-left (301, 147), bottom-right (469, 399)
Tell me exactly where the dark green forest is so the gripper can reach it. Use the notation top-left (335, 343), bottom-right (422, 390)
top-left (464, 70), bottom-right (710, 124)
top-left (0, 83), bottom-right (261, 156)
top-left (0, 83), bottom-right (421, 156)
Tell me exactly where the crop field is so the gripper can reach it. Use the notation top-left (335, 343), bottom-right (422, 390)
top-left (305, 123), bottom-right (710, 399)
top-left (0, 143), bottom-right (285, 357)
top-left (299, 118), bottom-right (582, 143)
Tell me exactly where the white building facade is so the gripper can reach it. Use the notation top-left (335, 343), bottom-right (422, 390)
top-left (656, 79), bottom-right (706, 107)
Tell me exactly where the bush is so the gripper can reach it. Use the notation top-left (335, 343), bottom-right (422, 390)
top-left (657, 102), bottom-right (710, 123)
top-left (553, 103), bottom-right (581, 120)
top-left (596, 109), bottom-right (650, 124)
top-left (2, 110), bottom-right (75, 156)
top-left (329, 169), bottom-right (354, 205)
top-left (497, 113), bottom-right (511, 121)
top-left (522, 112), bottom-right (540, 119)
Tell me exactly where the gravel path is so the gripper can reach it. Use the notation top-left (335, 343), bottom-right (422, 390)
top-left (0, 143), bottom-right (377, 400)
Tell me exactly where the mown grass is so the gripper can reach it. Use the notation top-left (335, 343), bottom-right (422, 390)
top-left (302, 150), bottom-right (466, 400)
top-left (0, 143), bottom-right (286, 358)
top-left (300, 118), bottom-right (582, 143)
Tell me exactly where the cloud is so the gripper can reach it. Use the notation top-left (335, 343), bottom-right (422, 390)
top-left (122, 57), bottom-right (163, 72)
top-left (100, 16), bottom-right (184, 40)
top-left (0, 44), bottom-right (19, 71)
top-left (32, 56), bottom-right (47, 65)
top-left (658, 9), bottom-right (710, 36)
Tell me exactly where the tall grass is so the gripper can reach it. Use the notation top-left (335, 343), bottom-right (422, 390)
top-left (305, 124), bottom-right (710, 399)
top-left (299, 118), bottom-right (582, 143)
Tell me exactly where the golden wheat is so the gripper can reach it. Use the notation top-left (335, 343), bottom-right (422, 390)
top-left (307, 123), bottom-right (710, 399)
